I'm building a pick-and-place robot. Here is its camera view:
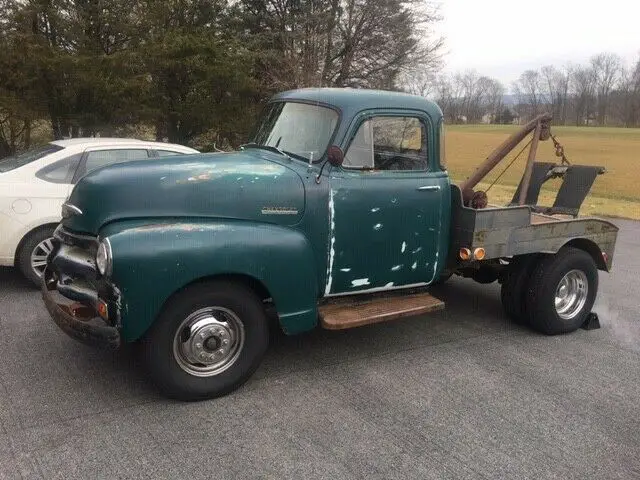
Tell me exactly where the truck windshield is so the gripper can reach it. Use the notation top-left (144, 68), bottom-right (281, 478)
top-left (0, 144), bottom-right (64, 173)
top-left (249, 101), bottom-right (339, 163)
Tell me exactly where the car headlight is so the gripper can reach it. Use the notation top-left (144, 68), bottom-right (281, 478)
top-left (96, 238), bottom-right (113, 277)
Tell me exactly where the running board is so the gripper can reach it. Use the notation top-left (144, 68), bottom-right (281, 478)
top-left (319, 291), bottom-right (445, 330)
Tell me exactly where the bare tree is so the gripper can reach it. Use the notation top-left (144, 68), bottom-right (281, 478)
top-left (483, 77), bottom-right (505, 122)
top-left (570, 65), bottom-right (596, 126)
top-left (328, 0), bottom-right (444, 89)
top-left (513, 69), bottom-right (542, 120)
top-left (431, 70), bottom-right (504, 124)
top-left (615, 57), bottom-right (640, 127)
top-left (591, 52), bottom-right (622, 125)
top-left (541, 65), bottom-right (570, 123)
top-left (434, 73), bottom-right (462, 123)
top-left (459, 70), bottom-right (482, 122)
top-left (400, 68), bottom-right (437, 97)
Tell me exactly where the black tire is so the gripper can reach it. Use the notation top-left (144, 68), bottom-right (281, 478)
top-left (16, 225), bottom-right (56, 288)
top-left (525, 247), bottom-right (598, 335)
top-left (500, 255), bottom-right (539, 324)
top-left (142, 280), bottom-right (270, 401)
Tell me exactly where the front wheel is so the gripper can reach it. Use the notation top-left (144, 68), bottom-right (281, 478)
top-left (525, 247), bottom-right (598, 335)
top-left (142, 280), bottom-right (270, 401)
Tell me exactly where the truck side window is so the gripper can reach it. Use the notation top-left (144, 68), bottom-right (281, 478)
top-left (343, 116), bottom-right (428, 171)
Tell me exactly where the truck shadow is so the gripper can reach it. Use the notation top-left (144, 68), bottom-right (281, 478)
top-left (1, 268), bottom-right (519, 407)
top-left (90, 278), bottom-right (515, 401)
top-left (258, 277), bottom-right (519, 382)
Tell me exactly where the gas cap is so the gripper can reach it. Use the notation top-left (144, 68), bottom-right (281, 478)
top-left (11, 199), bottom-right (32, 214)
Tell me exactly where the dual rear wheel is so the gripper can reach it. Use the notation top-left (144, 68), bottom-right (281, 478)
top-left (501, 247), bottom-right (598, 335)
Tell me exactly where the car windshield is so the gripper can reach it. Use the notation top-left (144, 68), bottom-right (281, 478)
top-left (248, 101), bottom-right (339, 163)
top-left (0, 144), bottom-right (64, 173)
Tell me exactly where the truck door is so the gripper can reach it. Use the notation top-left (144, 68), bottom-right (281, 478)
top-left (324, 112), bottom-right (448, 296)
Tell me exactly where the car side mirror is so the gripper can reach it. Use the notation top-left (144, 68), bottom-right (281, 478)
top-left (326, 145), bottom-right (344, 167)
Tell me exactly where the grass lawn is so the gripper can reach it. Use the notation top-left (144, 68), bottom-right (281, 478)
top-left (445, 124), bottom-right (640, 220)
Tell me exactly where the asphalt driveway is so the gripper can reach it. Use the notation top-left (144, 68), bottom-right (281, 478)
top-left (0, 219), bottom-right (639, 479)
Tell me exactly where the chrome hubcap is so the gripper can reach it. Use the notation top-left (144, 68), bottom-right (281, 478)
top-left (172, 307), bottom-right (245, 377)
top-left (554, 270), bottom-right (588, 320)
top-left (30, 237), bottom-right (55, 277)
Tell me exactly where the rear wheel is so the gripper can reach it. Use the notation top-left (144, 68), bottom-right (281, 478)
top-left (500, 255), bottom-right (539, 324)
top-left (16, 226), bottom-right (56, 287)
top-left (525, 247), bottom-right (598, 335)
top-left (142, 280), bottom-right (270, 401)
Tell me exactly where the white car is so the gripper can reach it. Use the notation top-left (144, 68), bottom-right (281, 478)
top-left (0, 138), bottom-right (199, 286)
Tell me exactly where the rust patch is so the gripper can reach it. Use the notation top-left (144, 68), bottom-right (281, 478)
top-left (127, 223), bottom-right (174, 233)
top-left (60, 302), bottom-right (95, 320)
top-left (319, 292), bottom-right (444, 330)
top-left (474, 230), bottom-right (487, 243)
top-left (584, 223), bottom-right (598, 234)
top-left (127, 223), bottom-right (224, 234)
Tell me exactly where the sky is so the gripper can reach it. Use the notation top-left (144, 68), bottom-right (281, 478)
top-left (431, 0), bottom-right (640, 90)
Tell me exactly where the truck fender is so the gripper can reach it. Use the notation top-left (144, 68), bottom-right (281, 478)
top-left (103, 220), bottom-right (319, 342)
top-left (560, 237), bottom-right (610, 271)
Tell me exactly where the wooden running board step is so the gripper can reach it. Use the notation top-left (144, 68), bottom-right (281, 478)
top-left (319, 292), bottom-right (445, 330)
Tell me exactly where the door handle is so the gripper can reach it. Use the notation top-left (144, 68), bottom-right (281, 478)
top-left (417, 185), bottom-right (441, 191)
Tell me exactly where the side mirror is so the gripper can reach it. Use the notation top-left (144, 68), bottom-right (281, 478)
top-left (326, 145), bottom-right (344, 167)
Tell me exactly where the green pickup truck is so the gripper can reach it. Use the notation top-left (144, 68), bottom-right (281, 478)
top-left (41, 88), bottom-right (619, 400)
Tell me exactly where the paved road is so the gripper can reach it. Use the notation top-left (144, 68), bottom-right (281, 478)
top-left (1, 219), bottom-right (639, 480)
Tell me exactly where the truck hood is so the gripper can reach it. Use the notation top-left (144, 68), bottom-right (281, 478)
top-left (62, 150), bottom-right (307, 234)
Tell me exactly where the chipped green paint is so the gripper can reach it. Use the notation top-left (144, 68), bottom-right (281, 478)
top-left (62, 88), bottom-right (450, 340)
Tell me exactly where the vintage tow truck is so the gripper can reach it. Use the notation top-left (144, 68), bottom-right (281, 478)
top-left (41, 88), bottom-right (618, 400)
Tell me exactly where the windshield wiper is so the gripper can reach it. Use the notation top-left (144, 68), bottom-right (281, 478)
top-left (240, 143), bottom-right (311, 163)
top-left (240, 143), bottom-right (291, 159)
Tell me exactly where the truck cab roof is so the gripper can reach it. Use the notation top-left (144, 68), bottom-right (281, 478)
top-left (270, 88), bottom-right (444, 121)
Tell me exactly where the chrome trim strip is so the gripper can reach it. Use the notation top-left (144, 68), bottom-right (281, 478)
top-left (99, 237), bottom-right (113, 278)
top-left (261, 207), bottom-right (299, 215)
top-left (61, 202), bottom-right (83, 218)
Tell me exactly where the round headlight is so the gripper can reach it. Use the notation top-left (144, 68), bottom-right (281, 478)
top-left (96, 239), bottom-right (112, 276)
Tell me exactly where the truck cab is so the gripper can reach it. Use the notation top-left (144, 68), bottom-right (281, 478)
top-left (41, 88), bottom-right (617, 401)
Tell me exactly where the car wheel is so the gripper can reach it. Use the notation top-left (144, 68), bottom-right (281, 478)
top-left (525, 247), bottom-right (598, 335)
top-left (16, 226), bottom-right (57, 287)
top-left (142, 280), bottom-right (270, 401)
top-left (500, 255), bottom-right (539, 324)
